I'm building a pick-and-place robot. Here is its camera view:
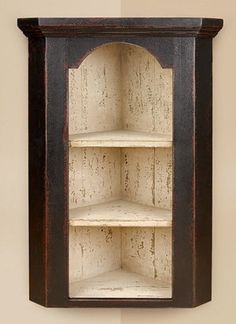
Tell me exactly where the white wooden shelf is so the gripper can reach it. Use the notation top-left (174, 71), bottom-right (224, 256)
top-left (69, 269), bottom-right (171, 298)
top-left (69, 199), bottom-right (172, 227)
top-left (69, 130), bottom-right (172, 148)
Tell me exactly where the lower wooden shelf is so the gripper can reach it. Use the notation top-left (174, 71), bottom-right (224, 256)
top-left (69, 269), bottom-right (171, 298)
top-left (69, 199), bottom-right (172, 227)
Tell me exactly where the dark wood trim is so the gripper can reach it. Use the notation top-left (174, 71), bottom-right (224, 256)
top-left (194, 38), bottom-right (213, 306)
top-left (172, 37), bottom-right (196, 307)
top-left (66, 298), bottom-right (174, 308)
top-left (28, 37), bottom-right (69, 307)
top-left (28, 37), bottom-right (47, 306)
top-left (68, 37), bottom-right (174, 68)
top-left (44, 37), bottom-right (69, 306)
top-left (18, 17), bottom-right (223, 38)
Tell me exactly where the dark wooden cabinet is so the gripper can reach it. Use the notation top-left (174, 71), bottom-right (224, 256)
top-left (18, 17), bottom-right (223, 308)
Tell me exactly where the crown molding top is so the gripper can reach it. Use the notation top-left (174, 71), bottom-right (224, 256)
top-left (17, 17), bottom-right (223, 38)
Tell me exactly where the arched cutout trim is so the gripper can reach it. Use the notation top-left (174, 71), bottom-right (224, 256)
top-left (68, 38), bottom-right (175, 69)
top-left (68, 41), bottom-right (173, 138)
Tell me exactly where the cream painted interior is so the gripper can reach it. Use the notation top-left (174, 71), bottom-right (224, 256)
top-left (0, 0), bottom-right (234, 322)
top-left (68, 43), bottom-right (172, 298)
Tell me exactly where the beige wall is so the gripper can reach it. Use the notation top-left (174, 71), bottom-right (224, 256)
top-left (0, 0), bottom-right (234, 323)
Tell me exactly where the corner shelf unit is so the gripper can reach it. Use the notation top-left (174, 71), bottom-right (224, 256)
top-left (18, 17), bottom-right (223, 308)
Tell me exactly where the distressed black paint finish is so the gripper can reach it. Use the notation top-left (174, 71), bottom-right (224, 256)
top-left (45, 38), bottom-right (69, 306)
top-left (18, 18), bottom-right (223, 308)
top-left (194, 38), bottom-right (213, 305)
top-left (172, 37), bottom-right (196, 307)
top-left (28, 37), bottom-right (47, 306)
top-left (68, 37), bottom-right (175, 68)
top-left (18, 17), bottom-right (223, 38)
top-left (28, 37), bottom-right (69, 307)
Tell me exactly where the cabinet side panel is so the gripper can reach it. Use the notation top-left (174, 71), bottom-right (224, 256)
top-left (194, 38), bottom-right (213, 305)
top-left (28, 38), bottom-right (47, 305)
top-left (45, 38), bottom-right (68, 306)
top-left (173, 38), bottom-right (195, 306)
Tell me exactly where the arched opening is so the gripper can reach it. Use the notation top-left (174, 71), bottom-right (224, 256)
top-left (68, 43), bottom-right (173, 299)
top-left (69, 42), bottom-right (172, 137)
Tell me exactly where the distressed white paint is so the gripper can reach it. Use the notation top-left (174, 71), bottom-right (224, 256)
top-left (69, 199), bottom-right (172, 227)
top-left (121, 45), bottom-right (173, 136)
top-left (121, 148), bottom-right (155, 206)
top-left (69, 147), bottom-right (121, 209)
top-left (69, 43), bottom-right (173, 139)
top-left (70, 130), bottom-right (172, 148)
top-left (69, 226), bottom-right (121, 283)
top-left (69, 226), bottom-right (172, 297)
top-left (121, 148), bottom-right (172, 208)
top-left (155, 227), bottom-right (172, 285)
top-left (69, 147), bottom-right (172, 209)
top-left (69, 269), bottom-right (171, 298)
top-left (68, 43), bottom-right (173, 299)
top-left (121, 227), bottom-right (172, 284)
top-left (69, 147), bottom-right (173, 297)
top-left (69, 44), bottom-right (122, 135)
top-left (121, 227), bottom-right (156, 278)
top-left (155, 148), bottom-right (173, 209)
